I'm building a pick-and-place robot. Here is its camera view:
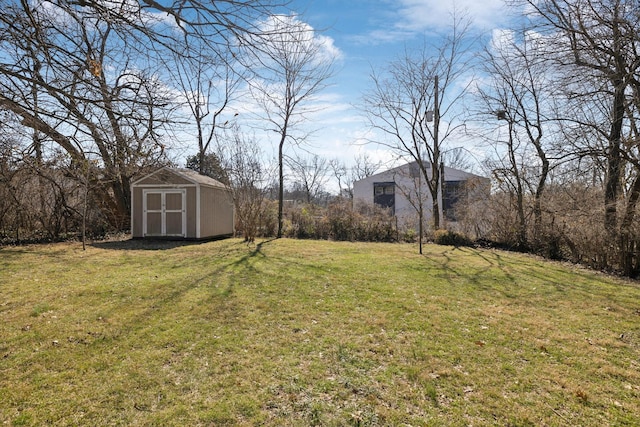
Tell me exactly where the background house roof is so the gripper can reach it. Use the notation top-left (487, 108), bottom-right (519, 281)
top-left (355, 161), bottom-right (488, 184)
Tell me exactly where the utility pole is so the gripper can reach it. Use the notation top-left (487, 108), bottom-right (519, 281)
top-left (425, 75), bottom-right (443, 230)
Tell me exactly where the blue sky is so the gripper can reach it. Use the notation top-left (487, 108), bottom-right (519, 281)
top-left (261, 0), bottom-right (517, 171)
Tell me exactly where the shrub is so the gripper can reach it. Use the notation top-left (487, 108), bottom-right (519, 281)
top-left (258, 200), bottom-right (278, 238)
top-left (402, 228), bottom-right (417, 243)
top-left (433, 229), bottom-right (472, 247)
top-left (325, 200), bottom-right (355, 241)
top-left (282, 199), bottom-right (397, 242)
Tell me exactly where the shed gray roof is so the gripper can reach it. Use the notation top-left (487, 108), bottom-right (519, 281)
top-left (132, 167), bottom-right (229, 189)
top-left (173, 168), bottom-right (228, 188)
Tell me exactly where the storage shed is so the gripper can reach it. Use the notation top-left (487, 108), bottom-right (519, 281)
top-left (131, 167), bottom-right (234, 240)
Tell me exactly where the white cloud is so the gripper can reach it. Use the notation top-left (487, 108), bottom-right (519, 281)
top-left (394, 0), bottom-right (509, 33)
top-left (316, 33), bottom-right (344, 62)
top-left (252, 14), bottom-right (344, 65)
top-left (490, 28), bottom-right (516, 52)
top-left (89, 0), bottom-right (180, 28)
top-left (356, 0), bottom-right (511, 45)
top-left (349, 29), bottom-right (413, 46)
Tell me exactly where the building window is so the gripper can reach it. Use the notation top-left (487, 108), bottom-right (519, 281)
top-left (443, 180), bottom-right (465, 221)
top-left (373, 182), bottom-right (395, 214)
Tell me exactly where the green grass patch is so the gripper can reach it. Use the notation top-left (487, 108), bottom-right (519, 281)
top-left (1, 238), bottom-right (639, 426)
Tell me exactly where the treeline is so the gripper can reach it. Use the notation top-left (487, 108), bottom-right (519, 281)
top-left (457, 182), bottom-right (638, 275)
top-left (466, 0), bottom-right (640, 277)
top-left (0, 153), bottom-right (159, 244)
top-left (3, 0), bottom-right (640, 278)
top-left (352, 0), bottom-right (640, 277)
top-left (2, 156), bottom-right (640, 277)
top-left (0, 157), bottom-right (89, 244)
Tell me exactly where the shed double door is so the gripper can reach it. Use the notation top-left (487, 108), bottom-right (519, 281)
top-left (143, 190), bottom-right (186, 237)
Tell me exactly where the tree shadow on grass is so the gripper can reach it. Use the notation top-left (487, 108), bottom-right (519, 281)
top-left (91, 236), bottom-right (233, 251)
top-left (232, 238), bottom-right (276, 264)
top-left (87, 240), bottom-right (279, 342)
top-left (426, 246), bottom-right (599, 301)
top-left (420, 246), bottom-right (522, 297)
top-left (0, 246), bottom-right (78, 262)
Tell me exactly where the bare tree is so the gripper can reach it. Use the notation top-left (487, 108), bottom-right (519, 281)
top-left (486, 111), bottom-right (528, 248)
top-left (0, 0), bottom-right (287, 230)
top-left (341, 153), bottom-right (382, 199)
top-left (171, 45), bottom-right (242, 175)
top-left (522, 0), bottom-right (640, 273)
top-left (362, 14), bottom-right (474, 231)
top-left (474, 31), bottom-right (557, 248)
top-left (51, 0), bottom-right (289, 60)
top-left (328, 158), bottom-right (348, 197)
top-left (441, 147), bottom-right (474, 172)
top-left (218, 130), bottom-right (270, 243)
top-left (0, 2), bottom-right (179, 228)
top-left (287, 153), bottom-right (330, 204)
top-left (352, 153), bottom-right (382, 179)
top-left (243, 14), bottom-right (336, 237)
top-left (393, 163), bottom-right (430, 253)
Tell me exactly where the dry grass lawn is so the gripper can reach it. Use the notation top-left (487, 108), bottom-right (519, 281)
top-left (1, 238), bottom-right (639, 426)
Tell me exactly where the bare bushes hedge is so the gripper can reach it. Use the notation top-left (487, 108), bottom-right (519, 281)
top-left (0, 163), bottom-right (112, 244)
top-left (433, 229), bottom-right (473, 247)
top-left (283, 199), bottom-right (396, 242)
top-left (457, 183), bottom-right (640, 276)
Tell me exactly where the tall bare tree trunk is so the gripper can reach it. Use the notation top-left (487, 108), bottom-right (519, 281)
top-left (277, 133), bottom-right (286, 238)
top-left (431, 75), bottom-right (441, 230)
top-left (604, 77), bottom-right (626, 237)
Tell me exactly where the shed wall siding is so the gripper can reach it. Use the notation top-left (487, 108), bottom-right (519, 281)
top-left (200, 187), bottom-right (234, 237)
top-left (186, 187), bottom-right (197, 238)
top-left (132, 187), bottom-right (143, 238)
